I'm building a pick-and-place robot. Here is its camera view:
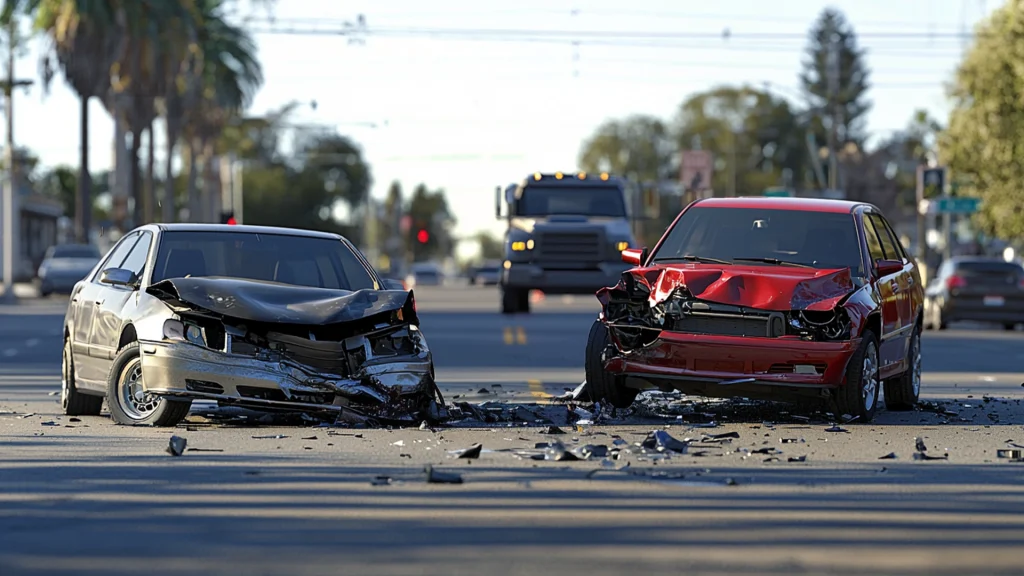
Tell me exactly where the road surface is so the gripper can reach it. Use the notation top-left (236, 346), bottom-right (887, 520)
top-left (2, 285), bottom-right (1024, 575)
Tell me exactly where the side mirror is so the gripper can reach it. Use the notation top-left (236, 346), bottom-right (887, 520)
top-left (621, 248), bottom-right (648, 267)
top-left (99, 268), bottom-right (139, 288)
top-left (495, 186), bottom-right (502, 219)
top-left (381, 278), bottom-right (406, 291)
top-left (875, 259), bottom-right (903, 276)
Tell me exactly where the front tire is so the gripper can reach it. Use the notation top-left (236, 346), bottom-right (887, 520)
top-left (584, 321), bottom-right (638, 409)
top-left (1004, 323), bottom-right (1017, 331)
top-left (61, 337), bottom-right (103, 416)
top-left (501, 287), bottom-right (530, 314)
top-left (884, 325), bottom-right (921, 411)
top-left (833, 328), bottom-right (881, 423)
top-left (106, 342), bottom-right (191, 427)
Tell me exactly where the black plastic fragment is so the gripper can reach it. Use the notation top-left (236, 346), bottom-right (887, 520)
top-left (166, 435), bottom-right (187, 457)
top-left (824, 425), bottom-right (849, 433)
top-left (788, 455), bottom-right (807, 462)
top-left (913, 452), bottom-right (948, 461)
top-left (641, 430), bottom-right (689, 453)
top-left (707, 431), bottom-right (740, 440)
top-left (576, 444), bottom-right (609, 459)
top-left (545, 441), bottom-right (580, 461)
top-left (879, 452), bottom-right (897, 459)
top-left (542, 425), bottom-right (566, 435)
top-left (371, 475), bottom-right (392, 486)
top-left (915, 437), bottom-right (928, 452)
top-left (455, 443), bottom-right (483, 459)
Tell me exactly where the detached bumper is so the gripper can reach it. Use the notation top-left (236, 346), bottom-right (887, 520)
top-left (604, 330), bottom-right (859, 400)
top-left (139, 339), bottom-right (434, 421)
top-left (503, 262), bottom-right (632, 294)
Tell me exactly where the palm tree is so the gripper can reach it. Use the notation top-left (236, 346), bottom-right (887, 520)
top-left (2, 0), bottom-right (120, 243)
top-left (181, 0), bottom-right (262, 222)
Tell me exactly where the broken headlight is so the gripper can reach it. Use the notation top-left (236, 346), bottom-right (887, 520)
top-left (787, 307), bottom-right (852, 341)
top-left (163, 319), bottom-right (208, 347)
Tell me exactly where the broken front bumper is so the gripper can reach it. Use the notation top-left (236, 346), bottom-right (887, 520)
top-left (604, 330), bottom-right (860, 400)
top-left (138, 339), bottom-right (434, 421)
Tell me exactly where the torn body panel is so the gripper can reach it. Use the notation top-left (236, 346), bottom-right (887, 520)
top-left (596, 265), bottom-right (871, 400)
top-left (142, 277), bottom-right (437, 423)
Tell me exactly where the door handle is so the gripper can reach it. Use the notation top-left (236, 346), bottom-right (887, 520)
top-left (93, 299), bottom-right (104, 306)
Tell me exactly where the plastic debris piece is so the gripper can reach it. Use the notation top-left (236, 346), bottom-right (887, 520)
top-left (454, 443), bottom-right (483, 459)
top-left (392, 440), bottom-right (405, 446)
top-left (575, 444), bottom-right (609, 459)
top-left (706, 431), bottom-right (740, 440)
top-left (750, 447), bottom-right (778, 455)
top-left (166, 436), bottom-right (187, 457)
top-left (477, 388), bottom-right (490, 395)
top-left (780, 438), bottom-right (798, 443)
top-left (641, 430), bottom-right (689, 453)
top-left (913, 452), bottom-right (948, 461)
top-left (187, 448), bottom-right (223, 452)
top-left (915, 437), bottom-right (928, 452)
top-left (788, 455), bottom-right (807, 462)
top-left (301, 436), bottom-right (318, 440)
top-left (542, 425), bottom-right (566, 435)
top-left (424, 465), bottom-right (463, 484)
top-left (824, 425), bottom-right (848, 433)
top-left (544, 441), bottom-right (580, 461)
top-left (724, 477), bottom-right (738, 486)
top-left (371, 475), bottom-right (392, 486)
top-left (996, 449), bottom-right (1023, 459)
top-left (252, 434), bottom-right (287, 439)
top-left (879, 452), bottom-right (897, 459)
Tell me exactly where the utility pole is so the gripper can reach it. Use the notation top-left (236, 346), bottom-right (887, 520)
top-left (826, 33), bottom-right (841, 193)
top-left (0, 20), bottom-right (32, 304)
top-left (727, 129), bottom-right (738, 197)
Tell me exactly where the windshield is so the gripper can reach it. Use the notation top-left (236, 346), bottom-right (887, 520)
top-left (515, 185), bottom-right (626, 217)
top-left (151, 231), bottom-right (377, 291)
top-left (652, 206), bottom-right (865, 276)
top-left (49, 245), bottom-right (101, 259)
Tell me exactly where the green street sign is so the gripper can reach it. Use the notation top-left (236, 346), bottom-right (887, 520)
top-left (763, 188), bottom-right (793, 197)
top-left (934, 197), bottom-right (981, 214)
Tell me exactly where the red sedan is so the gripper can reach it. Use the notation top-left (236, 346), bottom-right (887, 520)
top-left (585, 197), bottom-right (924, 422)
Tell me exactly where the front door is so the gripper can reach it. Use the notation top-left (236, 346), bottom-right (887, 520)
top-left (91, 231), bottom-right (152, 372)
top-left (862, 213), bottom-right (903, 378)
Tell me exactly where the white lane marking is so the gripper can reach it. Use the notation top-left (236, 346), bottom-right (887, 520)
top-left (3, 349), bottom-right (17, 357)
top-left (25, 339), bottom-right (39, 348)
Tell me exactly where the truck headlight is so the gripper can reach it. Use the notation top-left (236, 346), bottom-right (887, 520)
top-left (511, 239), bottom-right (534, 251)
top-left (616, 242), bottom-right (629, 252)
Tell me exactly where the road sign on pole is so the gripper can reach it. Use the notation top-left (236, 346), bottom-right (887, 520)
top-left (680, 150), bottom-right (713, 197)
top-left (763, 187), bottom-right (793, 197)
top-left (933, 197), bottom-right (981, 214)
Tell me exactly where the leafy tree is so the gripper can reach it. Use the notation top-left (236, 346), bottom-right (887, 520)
top-left (578, 115), bottom-right (672, 180)
top-left (800, 8), bottom-right (871, 147)
top-left (941, 2), bottom-right (1024, 240)
top-left (675, 85), bottom-right (807, 196)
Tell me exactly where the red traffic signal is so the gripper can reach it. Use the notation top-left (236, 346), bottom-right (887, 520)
top-left (416, 229), bottom-right (429, 243)
top-left (220, 211), bottom-right (237, 225)
top-left (226, 217), bottom-right (237, 225)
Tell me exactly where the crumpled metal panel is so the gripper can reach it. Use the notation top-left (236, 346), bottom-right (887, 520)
top-left (147, 277), bottom-right (414, 325)
top-left (598, 264), bottom-right (856, 311)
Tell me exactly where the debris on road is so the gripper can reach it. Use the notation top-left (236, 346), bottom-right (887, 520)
top-left (824, 425), bottom-right (849, 433)
top-left (371, 475), bottom-right (393, 486)
top-left (996, 449), bottom-right (1024, 461)
top-left (453, 443), bottom-right (483, 459)
top-left (424, 465), bottom-right (463, 484)
top-left (879, 452), bottom-right (898, 459)
top-left (166, 435), bottom-right (187, 456)
top-left (913, 437), bottom-right (948, 460)
top-left (252, 434), bottom-right (288, 439)
top-left (640, 430), bottom-right (689, 454)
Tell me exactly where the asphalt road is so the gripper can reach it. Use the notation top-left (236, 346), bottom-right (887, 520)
top-left (3, 285), bottom-right (1024, 575)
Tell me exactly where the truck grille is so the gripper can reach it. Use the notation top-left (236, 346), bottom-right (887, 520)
top-left (537, 231), bottom-right (601, 261)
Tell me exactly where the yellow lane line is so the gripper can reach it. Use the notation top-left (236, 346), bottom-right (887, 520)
top-left (503, 326), bottom-right (514, 345)
top-left (528, 379), bottom-right (551, 399)
top-left (515, 326), bottom-right (527, 345)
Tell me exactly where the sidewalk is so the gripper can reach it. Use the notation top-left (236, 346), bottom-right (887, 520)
top-left (0, 282), bottom-right (43, 301)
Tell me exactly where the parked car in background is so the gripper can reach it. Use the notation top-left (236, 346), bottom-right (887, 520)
top-left (37, 243), bottom-right (102, 296)
top-left (471, 260), bottom-right (502, 286)
top-left (923, 256), bottom-right (1024, 330)
top-left (586, 197), bottom-right (924, 423)
top-left (405, 262), bottom-right (444, 287)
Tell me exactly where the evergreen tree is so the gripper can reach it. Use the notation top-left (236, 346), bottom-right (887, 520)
top-left (799, 8), bottom-right (872, 147)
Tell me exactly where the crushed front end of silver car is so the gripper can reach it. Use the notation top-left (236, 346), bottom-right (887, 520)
top-left (139, 277), bottom-right (443, 425)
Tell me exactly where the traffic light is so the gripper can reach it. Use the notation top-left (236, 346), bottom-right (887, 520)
top-left (220, 211), bottom-right (237, 225)
top-left (416, 229), bottom-right (429, 243)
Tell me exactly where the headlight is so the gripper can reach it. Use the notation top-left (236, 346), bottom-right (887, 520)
top-left (511, 241), bottom-right (526, 251)
top-left (163, 319), bottom-right (208, 347)
top-left (616, 242), bottom-right (629, 252)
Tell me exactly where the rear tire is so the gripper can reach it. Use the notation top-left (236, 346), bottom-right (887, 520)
top-left (61, 337), bottom-right (103, 417)
top-left (833, 329), bottom-right (880, 423)
top-left (584, 321), bottom-right (638, 409)
top-left (106, 342), bottom-right (192, 427)
top-left (884, 325), bottom-right (921, 411)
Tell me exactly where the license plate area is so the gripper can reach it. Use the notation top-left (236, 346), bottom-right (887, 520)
top-left (983, 295), bottom-right (1005, 306)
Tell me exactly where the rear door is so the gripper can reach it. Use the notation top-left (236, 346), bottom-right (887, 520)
top-left (861, 212), bottom-right (903, 376)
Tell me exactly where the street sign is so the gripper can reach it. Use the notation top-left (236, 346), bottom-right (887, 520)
top-left (763, 187), bottom-right (793, 197)
top-left (680, 150), bottom-right (713, 193)
top-left (934, 197), bottom-right (981, 214)
top-left (916, 166), bottom-right (946, 201)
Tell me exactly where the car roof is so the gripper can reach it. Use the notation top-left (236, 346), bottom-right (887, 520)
top-left (694, 196), bottom-right (867, 214)
top-left (154, 223), bottom-right (342, 240)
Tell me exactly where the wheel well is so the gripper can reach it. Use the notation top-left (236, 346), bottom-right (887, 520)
top-left (118, 324), bottom-right (137, 350)
top-left (863, 313), bottom-right (881, 339)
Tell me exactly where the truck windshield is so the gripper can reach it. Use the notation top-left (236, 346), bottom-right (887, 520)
top-left (652, 206), bottom-right (865, 276)
top-left (515, 185), bottom-right (626, 217)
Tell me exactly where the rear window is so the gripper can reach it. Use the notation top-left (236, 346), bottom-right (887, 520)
top-left (151, 231), bottom-right (376, 291)
top-left (50, 245), bottom-right (101, 259)
top-left (957, 261), bottom-right (1023, 277)
top-left (652, 206), bottom-right (865, 276)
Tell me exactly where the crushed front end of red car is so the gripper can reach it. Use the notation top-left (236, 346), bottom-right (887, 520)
top-left (596, 263), bottom-right (877, 403)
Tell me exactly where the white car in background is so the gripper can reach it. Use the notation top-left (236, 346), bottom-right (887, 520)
top-left (472, 260), bottom-right (502, 286)
top-left (405, 263), bottom-right (444, 287)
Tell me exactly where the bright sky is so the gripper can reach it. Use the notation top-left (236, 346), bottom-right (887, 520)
top-left (6, 0), bottom-right (1000, 240)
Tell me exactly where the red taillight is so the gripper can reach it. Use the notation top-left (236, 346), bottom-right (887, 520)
top-left (947, 275), bottom-right (967, 289)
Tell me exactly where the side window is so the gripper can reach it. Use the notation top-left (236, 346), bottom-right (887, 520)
top-left (94, 232), bottom-right (139, 281)
top-left (315, 255), bottom-right (341, 289)
top-left (119, 231), bottom-right (153, 279)
top-left (861, 214), bottom-right (886, 262)
top-left (867, 214), bottom-right (899, 260)
top-left (869, 214), bottom-right (904, 260)
top-left (335, 243), bottom-right (376, 291)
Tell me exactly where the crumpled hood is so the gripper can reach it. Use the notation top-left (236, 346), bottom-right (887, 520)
top-left (147, 277), bottom-right (415, 325)
top-left (598, 264), bottom-right (856, 311)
